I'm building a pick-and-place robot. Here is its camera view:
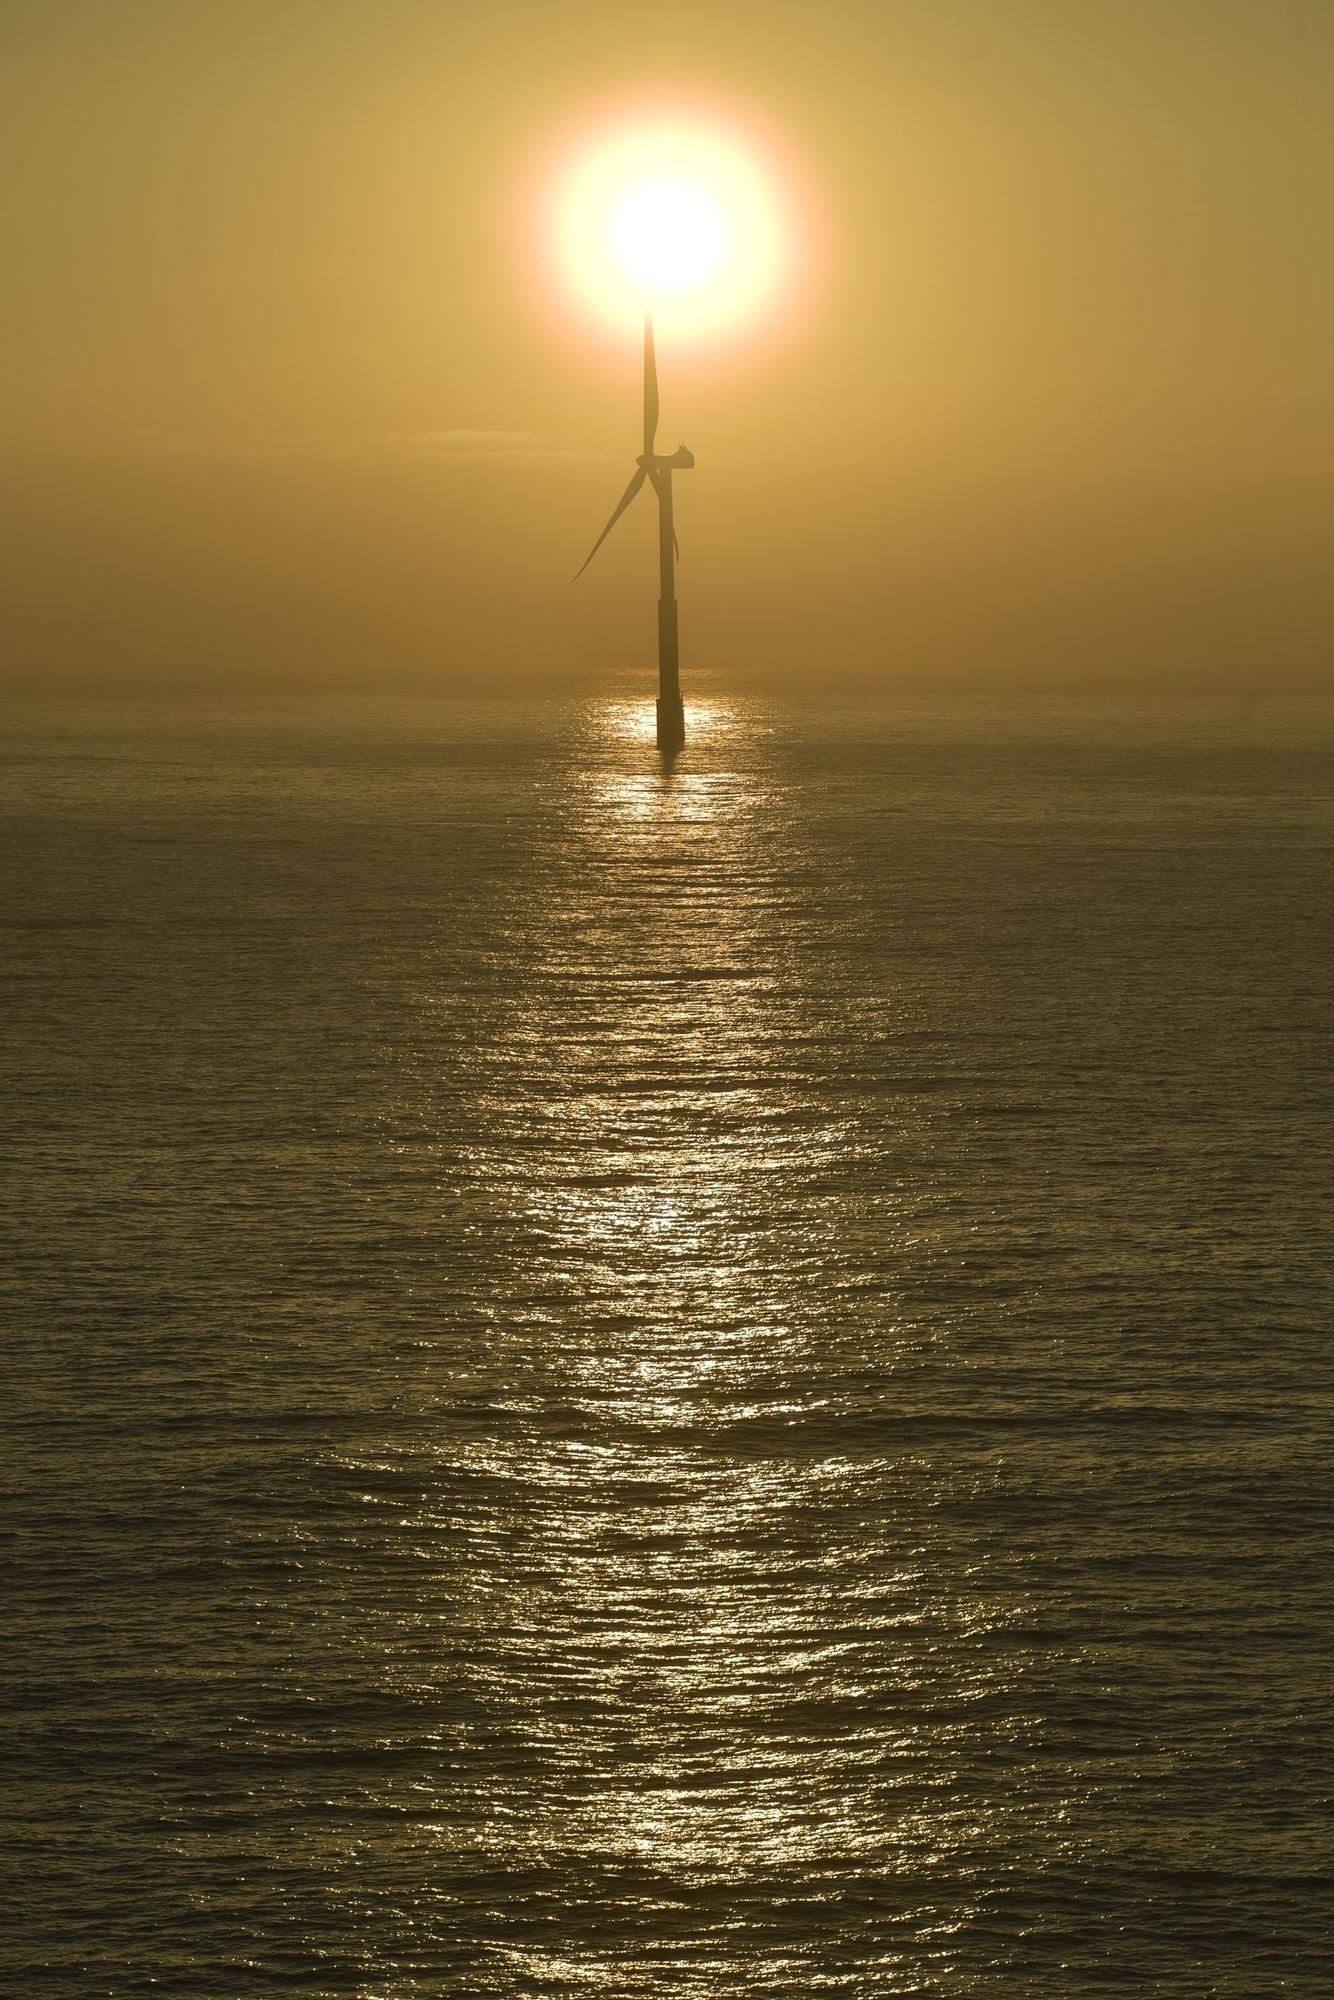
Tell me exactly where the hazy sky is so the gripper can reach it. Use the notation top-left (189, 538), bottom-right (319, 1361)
top-left (3, 0), bottom-right (1330, 694)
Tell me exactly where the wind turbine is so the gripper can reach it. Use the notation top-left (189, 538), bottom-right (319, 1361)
top-left (574, 311), bottom-right (693, 756)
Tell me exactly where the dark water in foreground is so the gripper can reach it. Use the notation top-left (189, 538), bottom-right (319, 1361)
top-left (3, 690), bottom-right (1332, 1997)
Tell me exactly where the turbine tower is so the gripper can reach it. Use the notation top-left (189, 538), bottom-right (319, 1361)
top-left (575, 312), bottom-right (693, 756)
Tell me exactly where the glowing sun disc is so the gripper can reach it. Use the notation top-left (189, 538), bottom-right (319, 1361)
top-left (612, 180), bottom-right (727, 289)
top-left (542, 111), bottom-right (794, 342)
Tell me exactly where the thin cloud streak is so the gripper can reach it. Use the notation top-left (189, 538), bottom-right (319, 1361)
top-left (401, 429), bottom-right (614, 463)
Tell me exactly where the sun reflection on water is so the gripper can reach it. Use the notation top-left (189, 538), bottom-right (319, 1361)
top-left (405, 692), bottom-right (1030, 1990)
top-left (600, 696), bottom-right (737, 752)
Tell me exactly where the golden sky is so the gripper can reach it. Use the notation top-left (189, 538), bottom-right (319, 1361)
top-left (3, 0), bottom-right (1330, 694)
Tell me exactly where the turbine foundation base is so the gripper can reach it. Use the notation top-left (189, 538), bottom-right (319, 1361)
top-left (656, 694), bottom-right (685, 755)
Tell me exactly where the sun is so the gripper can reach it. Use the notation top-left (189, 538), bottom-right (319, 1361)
top-left (539, 109), bottom-right (795, 342)
top-left (611, 180), bottom-right (728, 290)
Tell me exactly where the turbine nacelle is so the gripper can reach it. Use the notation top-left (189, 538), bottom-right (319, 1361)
top-left (637, 446), bottom-right (695, 472)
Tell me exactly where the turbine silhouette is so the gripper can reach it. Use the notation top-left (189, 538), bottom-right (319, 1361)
top-left (575, 312), bottom-right (693, 755)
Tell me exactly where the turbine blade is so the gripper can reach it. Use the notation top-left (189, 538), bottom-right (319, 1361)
top-left (643, 313), bottom-right (659, 456)
top-left (572, 467), bottom-right (648, 580)
top-left (646, 466), bottom-right (681, 564)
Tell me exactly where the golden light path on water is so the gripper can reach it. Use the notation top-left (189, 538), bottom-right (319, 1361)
top-left (410, 693), bottom-right (1029, 1993)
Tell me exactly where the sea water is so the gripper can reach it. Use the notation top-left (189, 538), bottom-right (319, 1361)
top-left (4, 688), bottom-right (1332, 1996)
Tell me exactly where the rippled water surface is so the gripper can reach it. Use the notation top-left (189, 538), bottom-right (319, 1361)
top-left (4, 690), bottom-right (1332, 1996)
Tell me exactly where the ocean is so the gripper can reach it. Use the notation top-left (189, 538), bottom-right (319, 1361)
top-left (4, 687), bottom-right (1332, 1996)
